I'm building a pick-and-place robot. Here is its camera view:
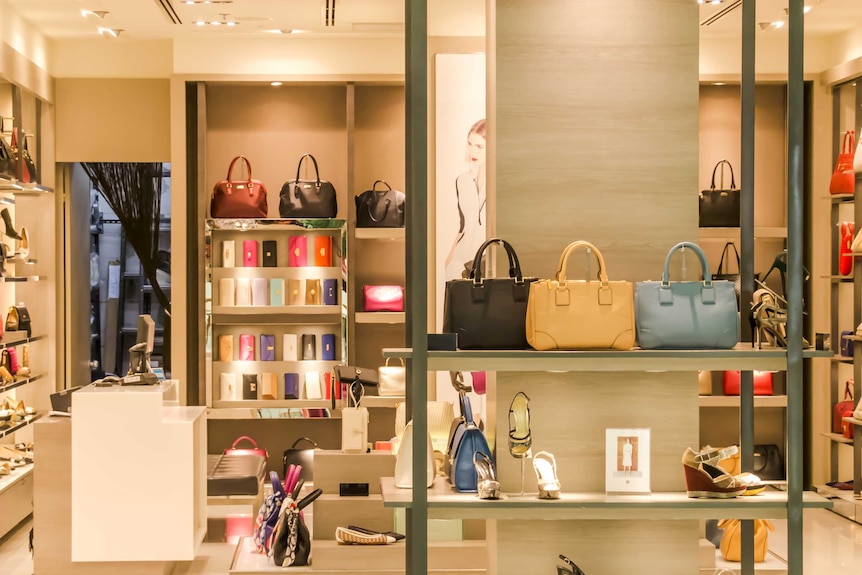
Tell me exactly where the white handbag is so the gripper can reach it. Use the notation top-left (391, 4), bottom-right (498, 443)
top-left (395, 401), bottom-right (455, 452)
top-left (394, 420), bottom-right (435, 488)
top-left (378, 358), bottom-right (406, 396)
top-left (341, 382), bottom-right (368, 453)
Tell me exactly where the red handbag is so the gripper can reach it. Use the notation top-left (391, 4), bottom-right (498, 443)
top-left (722, 370), bottom-right (774, 396)
top-left (834, 379), bottom-right (855, 434)
top-left (225, 435), bottom-right (268, 460)
top-left (210, 156), bottom-right (268, 218)
top-left (830, 130), bottom-right (856, 196)
top-left (840, 221), bottom-right (855, 276)
top-left (363, 285), bottom-right (404, 312)
top-left (843, 411), bottom-right (855, 440)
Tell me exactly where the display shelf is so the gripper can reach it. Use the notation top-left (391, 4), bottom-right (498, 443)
top-left (0, 275), bottom-right (46, 283)
top-left (697, 227), bottom-right (788, 239)
top-left (379, 478), bottom-right (831, 520)
top-left (0, 412), bottom-right (41, 439)
top-left (362, 395), bottom-right (404, 408)
top-left (0, 333), bottom-right (43, 349)
top-left (706, 550), bottom-right (788, 575)
top-left (825, 275), bottom-right (854, 282)
top-left (828, 194), bottom-right (855, 203)
top-left (832, 356), bottom-right (853, 364)
top-left (821, 432), bottom-right (853, 444)
top-left (354, 228), bottom-right (406, 240)
top-left (813, 484), bottom-right (862, 524)
top-left (355, 312), bottom-right (405, 324)
top-left (207, 407), bottom-right (338, 420)
top-left (382, 346), bottom-right (832, 372)
top-left (213, 360), bottom-right (340, 368)
top-left (213, 305), bottom-right (342, 317)
top-left (212, 267), bottom-right (341, 278)
top-left (842, 415), bottom-right (862, 426)
top-left (0, 372), bottom-right (45, 395)
top-left (208, 217), bottom-right (347, 232)
top-left (699, 395), bottom-right (787, 408)
top-left (212, 399), bottom-right (332, 409)
top-left (0, 177), bottom-right (54, 195)
top-left (0, 462), bottom-right (33, 497)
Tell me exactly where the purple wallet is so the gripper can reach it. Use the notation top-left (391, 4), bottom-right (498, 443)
top-left (260, 334), bottom-right (275, 361)
top-left (323, 279), bottom-right (338, 305)
top-left (284, 373), bottom-right (299, 400)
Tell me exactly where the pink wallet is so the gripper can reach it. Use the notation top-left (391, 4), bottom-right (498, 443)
top-left (289, 236), bottom-right (307, 267)
top-left (363, 285), bottom-right (404, 312)
top-left (239, 334), bottom-right (255, 361)
top-left (243, 240), bottom-right (258, 267)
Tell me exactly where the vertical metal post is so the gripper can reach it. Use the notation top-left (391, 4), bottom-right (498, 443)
top-left (853, 82), bottom-right (862, 500)
top-left (786, 0), bottom-right (804, 573)
top-left (405, 1), bottom-right (428, 574)
top-left (35, 99), bottom-right (42, 184)
top-left (830, 90), bottom-right (842, 481)
top-left (740, 1), bottom-right (757, 572)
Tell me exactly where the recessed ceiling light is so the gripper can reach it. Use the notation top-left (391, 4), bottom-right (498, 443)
top-left (713, 82), bottom-right (726, 86)
top-left (184, 0), bottom-right (233, 4)
top-left (271, 82), bottom-right (283, 87)
top-left (98, 27), bottom-right (122, 38)
top-left (289, 29), bottom-right (309, 34)
top-left (697, 0), bottom-right (724, 4)
top-left (758, 21), bottom-right (785, 31)
top-left (81, 9), bottom-right (109, 19)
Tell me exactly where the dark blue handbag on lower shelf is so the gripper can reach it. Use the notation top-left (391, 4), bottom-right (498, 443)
top-left (449, 393), bottom-right (492, 492)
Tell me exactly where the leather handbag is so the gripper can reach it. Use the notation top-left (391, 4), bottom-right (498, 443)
top-left (830, 130), bottom-right (856, 195)
top-left (239, 334), bottom-right (255, 361)
top-left (224, 435), bottom-right (268, 460)
top-left (834, 379), bottom-right (855, 433)
top-left (243, 240), bottom-right (258, 267)
top-left (363, 285), bottom-right (404, 312)
top-left (283, 437), bottom-right (317, 481)
top-left (635, 242), bottom-right (738, 350)
top-left (235, 277), bottom-right (251, 306)
top-left (222, 240), bottom-right (235, 267)
top-left (262, 240), bottom-right (277, 267)
top-left (334, 365), bottom-right (379, 398)
top-left (717, 519), bottom-right (774, 562)
top-left (260, 334), bottom-right (275, 361)
top-left (279, 154), bottom-right (338, 218)
top-left (840, 221), bottom-right (855, 276)
top-left (394, 420), bottom-right (435, 488)
top-left (271, 486), bottom-right (322, 567)
top-left (753, 443), bottom-right (784, 480)
top-left (449, 392), bottom-right (492, 492)
top-left (261, 372), bottom-right (277, 400)
top-left (395, 401), bottom-right (455, 450)
top-left (698, 370), bottom-right (712, 395)
top-left (0, 135), bottom-right (15, 180)
top-left (5, 306), bottom-right (18, 332)
top-left (210, 156), bottom-right (268, 218)
top-left (283, 373), bottom-right (299, 399)
top-left (443, 238), bottom-right (537, 350)
top-left (218, 334), bottom-right (233, 361)
top-left (526, 240), bottom-right (635, 351)
top-left (355, 180), bottom-right (406, 228)
top-left (713, 241), bottom-right (759, 306)
top-left (14, 304), bottom-right (31, 338)
top-left (378, 358), bottom-right (405, 396)
top-left (220, 373), bottom-right (237, 400)
top-left (699, 160), bottom-right (740, 227)
top-left (305, 279), bottom-right (322, 305)
top-left (251, 278), bottom-right (267, 306)
top-left (722, 370), bottom-right (774, 396)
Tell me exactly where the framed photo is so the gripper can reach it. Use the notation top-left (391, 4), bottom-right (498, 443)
top-left (605, 428), bottom-right (651, 494)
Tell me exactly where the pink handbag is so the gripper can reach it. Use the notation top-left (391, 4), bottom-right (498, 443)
top-left (363, 285), bottom-right (404, 312)
top-left (224, 436), bottom-right (268, 460)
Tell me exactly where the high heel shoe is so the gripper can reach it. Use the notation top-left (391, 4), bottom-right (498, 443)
top-left (7, 227), bottom-right (29, 263)
top-left (557, 554), bottom-right (586, 575)
top-left (533, 451), bottom-right (561, 499)
top-left (508, 391), bottom-right (531, 459)
top-left (682, 447), bottom-right (746, 498)
top-left (17, 344), bottom-right (30, 377)
top-left (694, 445), bottom-right (765, 496)
top-left (473, 451), bottom-right (501, 500)
top-left (1, 209), bottom-right (21, 240)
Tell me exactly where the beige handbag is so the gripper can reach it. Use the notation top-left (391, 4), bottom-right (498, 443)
top-left (378, 358), bottom-right (406, 396)
top-left (526, 241), bottom-right (635, 350)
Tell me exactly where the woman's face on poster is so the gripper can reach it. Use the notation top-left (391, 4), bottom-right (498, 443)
top-left (466, 132), bottom-right (486, 170)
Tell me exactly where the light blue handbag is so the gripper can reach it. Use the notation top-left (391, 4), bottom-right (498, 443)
top-left (635, 242), bottom-right (738, 350)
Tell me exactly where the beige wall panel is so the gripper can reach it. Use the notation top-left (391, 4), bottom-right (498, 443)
top-left (497, 520), bottom-right (697, 575)
top-left (205, 84), bottom-right (347, 219)
top-left (54, 78), bottom-right (171, 162)
top-left (354, 85), bottom-right (405, 194)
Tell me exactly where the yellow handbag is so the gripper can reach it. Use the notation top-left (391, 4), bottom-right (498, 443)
top-left (526, 241), bottom-right (635, 351)
top-left (717, 518), bottom-right (774, 562)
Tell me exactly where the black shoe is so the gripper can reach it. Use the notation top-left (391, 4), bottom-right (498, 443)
top-left (1, 209), bottom-right (20, 240)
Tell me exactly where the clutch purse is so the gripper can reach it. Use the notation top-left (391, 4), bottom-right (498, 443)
top-left (635, 242), bottom-right (738, 350)
top-left (302, 334), bottom-right (317, 360)
top-left (218, 278), bottom-right (236, 306)
top-left (283, 334), bottom-right (298, 361)
top-left (270, 278), bottom-right (285, 306)
top-left (323, 279), bottom-right (338, 305)
top-left (218, 334), bottom-right (233, 362)
top-left (313, 236), bottom-right (333, 267)
top-left (363, 285), bottom-right (404, 312)
top-left (722, 371), bottom-right (774, 396)
top-left (288, 279), bottom-right (305, 306)
top-left (222, 240), bottom-right (235, 268)
top-left (262, 240), bottom-right (277, 267)
top-left (220, 373), bottom-right (237, 400)
top-left (284, 373), bottom-right (300, 399)
top-left (260, 334), bottom-right (275, 361)
top-left (242, 374), bottom-right (258, 400)
top-left (289, 236), bottom-right (307, 267)
top-left (525, 240), bottom-right (635, 351)
top-left (322, 334), bottom-right (336, 361)
top-left (306, 279), bottom-right (322, 305)
top-left (305, 371), bottom-right (322, 399)
top-left (236, 278), bottom-right (252, 306)
top-left (261, 372), bottom-right (278, 400)
top-left (243, 240), bottom-right (258, 267)
top-left (239, 334), bottom-right (255, 361)
top-left (251, 278), bottom-right (267, 306)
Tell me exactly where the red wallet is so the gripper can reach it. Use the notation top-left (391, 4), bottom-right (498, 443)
top-left (313, 236), bottom-right (333, 267)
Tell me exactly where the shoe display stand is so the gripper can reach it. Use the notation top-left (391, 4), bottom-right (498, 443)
top-left (816, 79), bottom-right (862, 522)
top-left (0, 79), bottom-right (56, 541)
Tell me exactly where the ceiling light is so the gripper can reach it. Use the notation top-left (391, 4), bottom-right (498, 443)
top-left (271, 82), bottom-right (283, 87)
top-left (262, 29), bottom-right (284, 34)
top-left (184, 0), bottom-right (233, 4)
top-left (82, 9), bottom-right (109, 19)
top-left (772, 20), bottom-right (785, 28)
top-left (713, 82), bottom-right (726, 86)
top-left (98, 27), bottom-right (122, 38)
top-left (195, 20), bottom-right (205, 26)
top-left (697, 0), bottom-right (724, 4)
top-left (289, 29), bottom-right (309, 34)
top-left (758, 20), bottom-right (785, 31)
top-left (783, 6), bottom-right (813, 14)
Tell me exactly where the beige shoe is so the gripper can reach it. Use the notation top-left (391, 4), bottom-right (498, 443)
top-left (335, 527), bottom-right (396, 545)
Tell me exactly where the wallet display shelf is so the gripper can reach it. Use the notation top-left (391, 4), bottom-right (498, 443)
top-left (355, 312), bottom-right (405, 324)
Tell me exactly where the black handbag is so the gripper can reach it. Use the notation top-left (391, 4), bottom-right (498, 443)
top-left (0, 137), bottom-right (15, 180)
top-left (699, 160), bottom-right (740, 227)
top-left (279, 154), bottom-right (337, 218)
top-left (713, 241), bottom-right (759, 307)
top-left (283, 437), bottom-right (317, 481)
top-left (271, 484), bottom-right (321, 567)
top-left (753, 443), bottom-right (784, 480)
top-left (443, 238), bottom-right (537, 349)
top-left (5, 305), bottom-right (28, 337)
top-left (355, 180), bottom-right (405, 228)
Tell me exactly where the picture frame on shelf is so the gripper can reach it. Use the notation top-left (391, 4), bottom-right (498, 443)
top-left (605, 428), bottom-right (650, 494)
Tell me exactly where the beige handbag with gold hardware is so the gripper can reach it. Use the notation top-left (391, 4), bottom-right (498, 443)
top-left (526, 241), bottom-right (635, 351)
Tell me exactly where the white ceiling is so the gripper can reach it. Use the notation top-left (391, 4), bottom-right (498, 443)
top-left (2, 0), bottom-right (862, 40)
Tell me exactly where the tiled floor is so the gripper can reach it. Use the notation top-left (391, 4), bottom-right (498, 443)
top-left (3, 509), bottom-right (862, 574)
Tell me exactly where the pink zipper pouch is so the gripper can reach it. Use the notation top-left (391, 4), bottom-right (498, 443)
top-left (363, 285), bottom-right (404, 312)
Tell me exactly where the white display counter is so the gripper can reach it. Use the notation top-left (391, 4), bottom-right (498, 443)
top-left (71, 382), bottom-right (206, 562)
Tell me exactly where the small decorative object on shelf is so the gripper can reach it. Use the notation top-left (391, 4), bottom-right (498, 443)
top-left (606, 428), bottom-right (650, 494)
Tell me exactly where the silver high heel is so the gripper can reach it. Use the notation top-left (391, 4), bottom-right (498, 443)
top-left (473, 451), bottom-right (501, 500)
top-left (533, 451), bottom-right (561, 499)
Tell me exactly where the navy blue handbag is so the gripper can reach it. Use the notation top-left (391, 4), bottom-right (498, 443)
top-left (449, 393), bottom-right (492, 492)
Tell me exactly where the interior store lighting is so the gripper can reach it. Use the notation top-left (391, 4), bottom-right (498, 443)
top-left (184, 1), bottom-right (233, 4)
top-left (271, 82), bottom-right (283, 87)
top-left (697, 0), bottom-right (724, 4)
top-left (97, 27), bottom-right (122, 38)
top-left (194, 14), bottom-right (238, 26)
top-left (81, 9), bottom-right (109, 19)
top-left (783, 6), bottom-right (813, 14)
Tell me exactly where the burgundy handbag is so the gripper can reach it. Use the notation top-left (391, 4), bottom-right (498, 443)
top-left (363, 285), bottom-right (404, 312)
top-left (224, 435), bottom-right (268, 460)
top-left (834, 379), bottom-right (855, 434)
top-left (830, 131), bottom-right (856, 196)
top-left (210, 156), bottom-right (268, 218)
top-left (722, 370), bottom-right (774, 396)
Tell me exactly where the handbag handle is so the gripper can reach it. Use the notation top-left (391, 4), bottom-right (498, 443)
top-left (226, 156), bottom-right (253, 188)
top-left (270, 470), bottom-right (286, 496)
top-left (555, 241), bottom-right (609, 285)
top-left (296, 488), bottom-right (323, 511)
top-left (450, 371), bottom-right (471, 393)
top-left (294, 153), bottom-right (322, 185)
top-left (469, 238), bottom-right (523, 285)
top-left (372, 180), bottom-right (392, 192)
top-left (661, 242), bottom-right (713, 286)
top-left (347, 381), bottom-right (365, 408)
top-left (710, 159), bottom-right (737, 191)
top-left (290, 437), bottom-right (318, 449)
top-left (842, 130), bottom-right (855, 154)
top-left (231, 435), bottom-right (260, 449)
top-left (845, 379), bottom-right (854, 401)
top-left (717, 241), bottom-right (741, 275)
top-left (384, 357), bottom-right (406, 368)
top-left (461, 392), bottom-right (476, 426)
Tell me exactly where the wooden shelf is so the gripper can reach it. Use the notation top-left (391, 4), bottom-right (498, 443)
top-left (213, 360), bottom-right (340, 368)
top-left (0, 462), bottom-right (33, 497)
top-left (699, 395), bottom-right (787, 408)
top-left (842, 415), bottom-right (862, 426)
top-left (828, 194), bottom-right (855, 203)
top-left (362, 395), bottom-right (404, 408)
top-left (707, 550), bottom-right (788, 574)
top-left (207, 407), bottom-right (338, 419)
top-left (355, 312), bottom-right (405, 324)
top-left (832, 356), bottom-right (853, 364)
top-left (212, 399), bottom-right (332, 409)
top-left (0, 332), bottom-right (44, 349)
top-left (212, 306), bottom-right (343, 320)
top-left (0, 178), bottom-right (54, 194)
top-left (820, 432), bottom-right (852, 444)
top-left (0, 275), bottom-right (46, 283)
top-left (823, 275), bottom-right (854, 282)
top-left (0, 412), bottom-right (41, 439)
top-left (379, 478), bottom-right (830, 520)
top-left (382, 346), bottom-right (831, 372)
top-left (698, 227), bottom-right (788, 239)
top-left (354, 228), bottom-right (405, 240)
top-left (0, 372), bottom-right (45, 395)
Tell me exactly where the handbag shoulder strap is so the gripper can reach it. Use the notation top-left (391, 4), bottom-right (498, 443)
top-left (469, 238), bottom-right (523, 284)
top-left (845, 379), bottom-right (854, 400)
top-left (295, 154), bottom-right (321, 184)
top-left (555, 241), bottom-right (608, 284)
top-left (372, 180), bottom-right (392, 192)
top-left (843, 130), bottom-right (855, 154)
top-left (226, 156), bottom-right (252, 184)
top-left (710, 159), bottom-right (737, 191)
top-left (290, 437), bottom-right (318, 449)
top-left (384, 357), bottom-right (406, 368)
top-left (716, 241), bottom-right (741, 275)
top-left (296, 488), bottom-right (323, 511)
top-left (662, 242), bottom-right (712, 285)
